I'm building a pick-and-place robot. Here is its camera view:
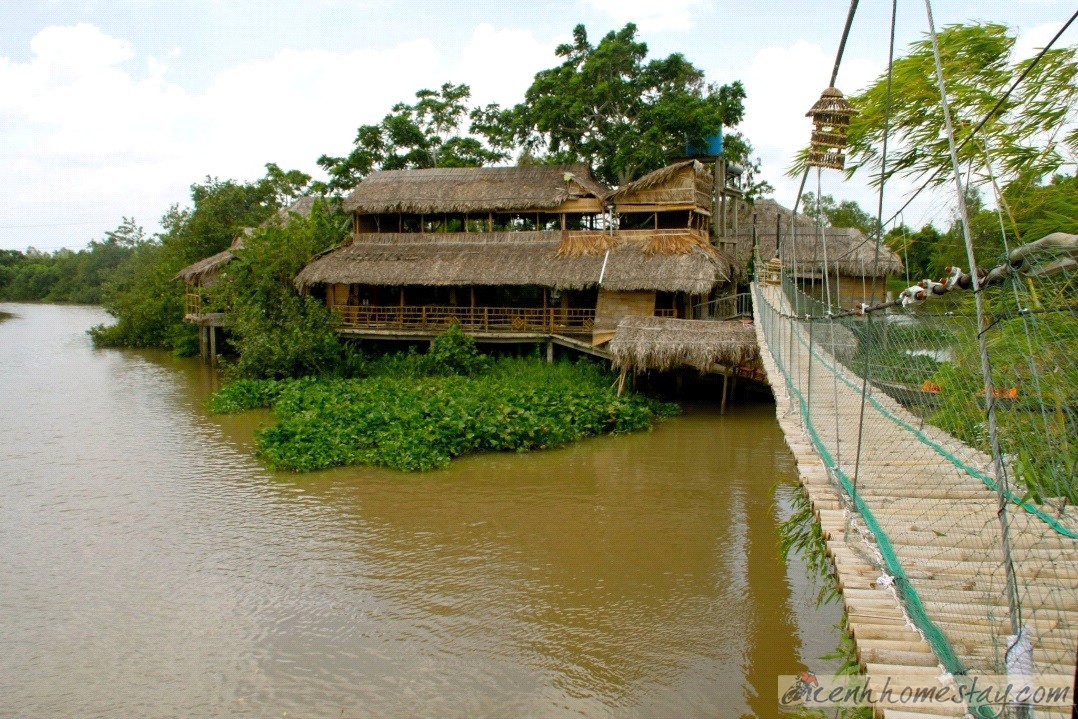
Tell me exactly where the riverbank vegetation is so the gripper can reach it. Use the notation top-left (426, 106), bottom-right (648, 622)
top-left (0, 219), bottom-right (146, 304)
top-left (211, 327), bottom-right (678, 472)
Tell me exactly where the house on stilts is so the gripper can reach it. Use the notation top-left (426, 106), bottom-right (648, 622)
top-left (293, 161), bottom-right (764, 386)
top-left (175, 195), bottom-right (320, 363)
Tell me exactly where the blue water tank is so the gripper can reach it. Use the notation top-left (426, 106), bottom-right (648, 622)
top-left (686, 130), bottom-right (723, 157)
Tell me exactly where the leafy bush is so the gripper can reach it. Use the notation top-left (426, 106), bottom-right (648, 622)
top-left (212, 198), bottom-right (350, 380)
top-left (425, 324), bottom-right (492, 375)
top-left (211, 357), bottom-right (678, 472)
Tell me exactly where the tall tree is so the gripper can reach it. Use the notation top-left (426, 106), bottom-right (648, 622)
top-left (317, 83), bottom-right (506, 193)
top-left (471, 23), bottom-right (759, 190)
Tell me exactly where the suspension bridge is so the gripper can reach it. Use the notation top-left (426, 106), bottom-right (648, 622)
top-left (753, 270), bottom-right (1077, 718)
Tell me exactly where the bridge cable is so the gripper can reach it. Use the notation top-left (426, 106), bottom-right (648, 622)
top-left (852, 0), bottom-right (898, 494)
top-left (924, 0), bottom-right (1026, 683)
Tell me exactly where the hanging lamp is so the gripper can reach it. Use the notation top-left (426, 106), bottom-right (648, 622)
top-left (805, 87), bottom-right (857, 170)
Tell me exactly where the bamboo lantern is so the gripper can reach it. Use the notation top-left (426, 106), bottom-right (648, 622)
top-left (805, 87), bottom-right (857, 170)
top-left (763, 255), bottom-right (783, 285)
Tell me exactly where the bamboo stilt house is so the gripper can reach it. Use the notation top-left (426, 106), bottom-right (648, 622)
top-left (609, 316), bottom-right (761, 374)
top-left (176, 196), bottom-right (321, 319)
top-left (296, 162), bottom-right (738, 346)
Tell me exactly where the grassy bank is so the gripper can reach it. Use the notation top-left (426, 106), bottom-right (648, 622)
top-left (211, 349), bottom-right (678, 472)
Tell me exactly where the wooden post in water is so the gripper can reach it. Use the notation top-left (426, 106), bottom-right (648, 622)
top-left (720, 369), bottom-right (731, 415)
top-left (209, 325), bottom-right (217, 367)
top-left (546, 340), bottom-right (553, 363)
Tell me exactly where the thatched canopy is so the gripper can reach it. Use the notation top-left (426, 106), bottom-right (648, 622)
top-left (295, 231), bottom-right (733, 295)
top-left (733, 198), bottom-right (903, 277)
top-left (175, 233), bottom-right (247, 286)
top-left (609, 316), bottom-right (761, 373)
top-left (175, 196), bottom-right (321, 285)
top-left (610, 160), bottom-right (713, 214)
top-left (341, 165), bottom-right (609, 215)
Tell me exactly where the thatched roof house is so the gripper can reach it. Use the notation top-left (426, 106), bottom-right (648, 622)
top-left (175, 196), bottom-right (321, 287)
top-left (175, 231), bottom-right (250, 286)
top-left (295, 232), bottom-right (733, 296)
top-left (342, 165), bottom-right (609, 215)
top-left (610, 160), bottom-right (713, 215)
top-left (733, 198), bottom-right (903, 278)
top-left (609, 316), bottom-right (760, 374)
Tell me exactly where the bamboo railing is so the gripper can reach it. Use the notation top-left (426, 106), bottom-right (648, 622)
top-left (184, 292), bottom-right (202, 317)
top-left (332, 305), bottom-right (596, 335)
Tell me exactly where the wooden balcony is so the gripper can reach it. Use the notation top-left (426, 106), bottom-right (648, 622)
top-left (333, 305), bottom-right (595, 336)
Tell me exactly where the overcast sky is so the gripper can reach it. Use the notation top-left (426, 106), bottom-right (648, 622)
top-left (0, 0), bottom-right (1072, 251)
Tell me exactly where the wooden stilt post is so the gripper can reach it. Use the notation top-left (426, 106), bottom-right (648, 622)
top-left (209, 325), bottom-right (217, 367)
top-left (720, 369), bottom-right (730, 415)
top-left (199, 325), bottom-right (207, 363)
top-left (546, 339), bottom-right (553, 364)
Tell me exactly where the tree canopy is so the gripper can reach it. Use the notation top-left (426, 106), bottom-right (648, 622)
top-left (838, 22), bottom-right (1077, 190)
top-left (317, 83), bottom-right (506, 193)
top-left (472, 23), bottom-right (755, 189)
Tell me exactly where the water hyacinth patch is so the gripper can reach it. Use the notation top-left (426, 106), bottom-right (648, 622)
top-left (211, 357), bottom-right (678, 472)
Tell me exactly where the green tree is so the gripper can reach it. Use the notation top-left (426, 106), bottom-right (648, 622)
top-left (211, 199), bottom-right (350, 378)
top-left (839, 23), bottom-right (1077, 190)
top-left (91, 167), bottom-right (309, 351)
top-left (472, 23), bottom-right (757, 190)
top-left (317, 83), bottom-right (506, 193)
top-left (801, 192), bottom-right (879, 237)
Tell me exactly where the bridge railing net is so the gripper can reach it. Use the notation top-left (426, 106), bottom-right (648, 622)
top-left (754, 260), bottom-right (1077, 707)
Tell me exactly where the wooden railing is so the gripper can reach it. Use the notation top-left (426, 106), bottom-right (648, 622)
top-left (333, 305), bottom-right (596, 335)
top-left (560, 227), bottom-right (709, 243)
top-left (694, 292), bottom-right (753, 320)
top-left (185, 292), bottom-right (202, 317)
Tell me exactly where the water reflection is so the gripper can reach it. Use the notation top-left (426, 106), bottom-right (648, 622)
top-left (0, 303), bottom-right (840, 718)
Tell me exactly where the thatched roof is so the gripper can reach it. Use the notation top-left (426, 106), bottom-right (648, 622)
top-left (294, 231), bottom-right (733, 295)
top-left (610, 160), bottom-right (713, 214)
top-left (341, 165), bottom-right (609, 215)
top-left (175, 233), bottom-right (248, 285)
top-left (263, 195), bottom-right (320, 226)
top-left (732, 198), bottom-right (903, 277)
top-left (175, 196), bottom-right (322, 285)
top-left (609, 316), bottom-right (761, 373)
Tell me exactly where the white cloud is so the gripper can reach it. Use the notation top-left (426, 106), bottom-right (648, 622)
top-left (1011, 21), bottom-right (1062, 61)
top-left (456, 24), bottom-right (561, 108)
top-left (739, 40), bottom-right (878, 194)
top-left (0, 22), bottom-right (563, 249)
top-left (582, 0), bottom-right (711, 32)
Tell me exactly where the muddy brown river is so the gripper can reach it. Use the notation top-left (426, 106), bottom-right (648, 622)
top-left (0, 303), bottom-right (840, 718)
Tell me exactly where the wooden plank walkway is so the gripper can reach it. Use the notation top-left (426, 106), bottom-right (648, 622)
top-left (752, 282), bottom-right (1078, 718)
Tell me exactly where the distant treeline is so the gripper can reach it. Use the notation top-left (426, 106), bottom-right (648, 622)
top-left (0, 218), bottom-right (146, 304)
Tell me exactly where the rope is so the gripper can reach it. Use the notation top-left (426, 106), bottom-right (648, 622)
top-left (925, 0), bottom-right (1025, 647)
top-left (854, 0), bottom-right (897, 493)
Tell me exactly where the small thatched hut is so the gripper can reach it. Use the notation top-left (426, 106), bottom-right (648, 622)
top-left (609, 315), bottom-right (760, 374)
top-left (298, 162), bottom-right (738, 345)
top-left (176, 196), bottom-right (322, 318)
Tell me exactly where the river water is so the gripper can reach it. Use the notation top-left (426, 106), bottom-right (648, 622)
top-left (0, 303), bottom-right (840, 718)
